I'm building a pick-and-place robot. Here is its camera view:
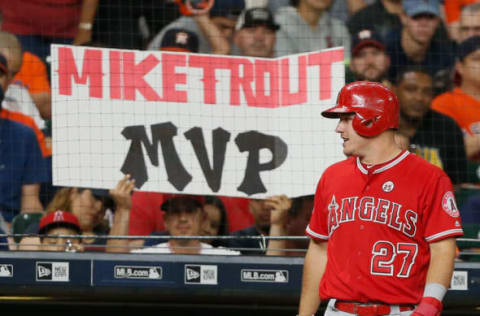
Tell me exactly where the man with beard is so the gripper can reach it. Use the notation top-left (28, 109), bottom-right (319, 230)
top-left (394, 66), bottom-right (467, 185)
top-left (233, 7), bottom-right (279, 58)
top-left (348, 29), bottom-right (391, 87)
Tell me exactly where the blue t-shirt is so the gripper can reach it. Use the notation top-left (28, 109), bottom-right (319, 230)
top-left (0, 118), bottom-right (47, 222)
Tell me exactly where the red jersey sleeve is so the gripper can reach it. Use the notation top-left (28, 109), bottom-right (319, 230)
top-left (422, 174), bottom-right (464, 242)
top-left (306, 175), bottom-right (329, 240)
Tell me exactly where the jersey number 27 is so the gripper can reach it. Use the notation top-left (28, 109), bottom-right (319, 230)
top-left (371, 241), bottom-right (418, 278)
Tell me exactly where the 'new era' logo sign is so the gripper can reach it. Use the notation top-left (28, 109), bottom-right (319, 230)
top-left (184, 265), bottom-right (217, 285)
top-left (36, 262), bottom-right (69, 282)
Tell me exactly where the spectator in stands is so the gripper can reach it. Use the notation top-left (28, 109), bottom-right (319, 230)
top-left (266, 195), bottom-right (313, 256)
top-left (457, 3), bottom-right (480, 42)
top-left (202, 196), bottom-right (229, 248)
top-left (128, 192), bottom-right (251, 249)
top-left (39, 210), bottom-right (82, 252)
top-left (0, 52), bottom-right (47, 225)
top-left (0, 32), bottom-right (47, 131)
top-left (444, 0), bottom-right (480, 42)
top-left (0, 13), bottom-right (52, 122)
top-left (132, 194), bottom-right (239, 255)
top-left (233, 7), bottom-right (279, 58)
top-left (0, 31), bottom-right (55, 209)
top-left (18, 176), bottom-right (134, 252)
top-left (432, 36), bottom-right (480, 162)
top-left (148, 0), bottom-right (244, 54)
top-left (0, 0), bottom-right (99, 62)
top-left (274, 0), bottom-right (350, 58)
top-left (229, 195), bottom-right (292, 255)
top-left (0, 32), bottom-right (50, 157)
top-left (348, 29), bottom-right (391, 87)
top-left (347, 0), bottom-right (403, 41)
top-left (394, 66), bottom-right (467, 185)
top-left (386, 0), bottom-right (455, 94)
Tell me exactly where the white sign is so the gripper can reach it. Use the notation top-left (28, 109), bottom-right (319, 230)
top-left (51, 45), bottom-right (345, 197)
top-left (450, 270), bottom-right (468, 290)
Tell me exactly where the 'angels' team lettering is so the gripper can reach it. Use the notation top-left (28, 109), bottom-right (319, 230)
top-left (327, 195), bottom-right (417, 238)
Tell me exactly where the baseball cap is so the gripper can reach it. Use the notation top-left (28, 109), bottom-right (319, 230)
top-left (457, 36), bottom-right (480, 61)
top-left (160, 194), bottom-right (204, 213)
top-left (402, 0), bottom-right (440, 17)
top-left (210, 0), bottom-right (245, 19)
top-left (160, 28), bottom-right (199, 53)
top-left (351, 29), bottom-right (385, 57)
top-left (39, 210), bottom-right (82, 235)
top-left (235, 7), bottom-right (280, 31)
top-left (0, 53), bottom-right (7, 74)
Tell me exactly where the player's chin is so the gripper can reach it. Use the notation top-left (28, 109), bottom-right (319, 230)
top-left (342, 145), bottom-right (353, 156)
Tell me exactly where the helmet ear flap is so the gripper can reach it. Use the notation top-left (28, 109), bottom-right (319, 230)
top-left (352, 112), bottom-right (384, 137)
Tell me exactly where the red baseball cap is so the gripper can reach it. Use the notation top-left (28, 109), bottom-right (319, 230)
top-left (39, 210), bottom-right (82, 235)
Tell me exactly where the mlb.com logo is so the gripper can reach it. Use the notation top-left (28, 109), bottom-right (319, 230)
top-left (184, 264), bottom-right (217, 285)
top-left (0, 264), bottom-right (13, 277)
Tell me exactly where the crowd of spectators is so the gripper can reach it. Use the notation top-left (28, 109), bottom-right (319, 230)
top-left (0, 0), bottom-right (478, 258)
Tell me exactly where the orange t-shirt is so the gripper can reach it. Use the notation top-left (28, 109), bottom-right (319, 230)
top-left (444, 0), bottom-right (480, 23)
top-left (0, 108), bottom-right (51, 157)
top-left (13, 52), bottom-right (50, 95)
top-left (432, 88), bottom-right (480, 135)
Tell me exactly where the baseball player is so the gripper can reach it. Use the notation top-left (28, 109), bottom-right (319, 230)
top-left (298, 82), bottom-right (464, 316)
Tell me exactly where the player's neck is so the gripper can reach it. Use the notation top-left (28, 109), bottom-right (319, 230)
top-left (359, 133), bottom-right (403, 166)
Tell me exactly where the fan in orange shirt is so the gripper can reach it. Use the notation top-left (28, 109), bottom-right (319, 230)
top-left (432, 36), bottom-right (480, 161)
top-left (13, 51), bottom-right (51, 120)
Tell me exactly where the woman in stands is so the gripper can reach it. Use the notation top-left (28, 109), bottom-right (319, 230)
top-left (17, 175), bottom-right (134, 252)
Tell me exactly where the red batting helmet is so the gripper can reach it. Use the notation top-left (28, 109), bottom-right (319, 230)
top-left (321, 81), bottom-right (399, 137)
